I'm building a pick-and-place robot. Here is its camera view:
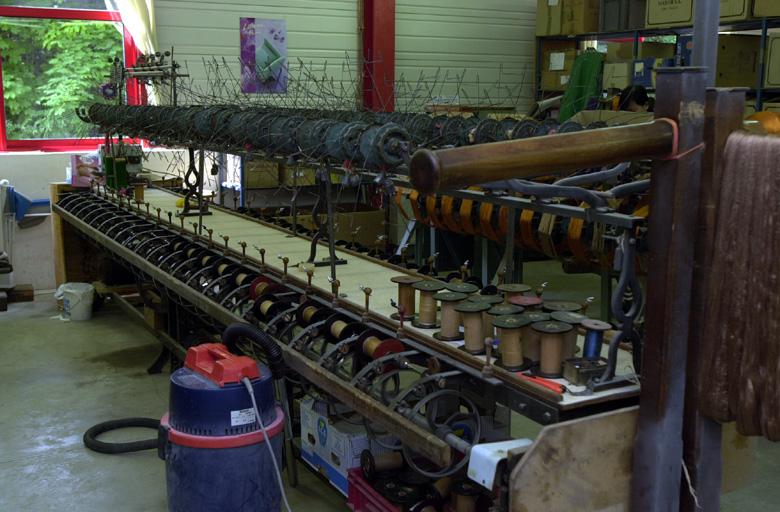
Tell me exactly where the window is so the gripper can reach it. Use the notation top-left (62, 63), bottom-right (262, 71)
top-left (0, 4), bottom-right (141, 151)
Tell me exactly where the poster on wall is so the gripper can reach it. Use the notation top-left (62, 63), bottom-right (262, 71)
top-left (240, 17), bottom-right (288, 93)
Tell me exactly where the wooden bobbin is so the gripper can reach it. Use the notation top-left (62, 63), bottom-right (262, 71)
top-left (391, 275), bottom-right (423, 320)
top-left (445, 281), bottom-right (479, 296)
top-left (234, 272), bottom-right (250, 286)
top-left (532, 320), bottom-right (574, 378)
top-left (248, 277), bottom-right (272, 299)
top-left (468, 294), bottom-right (503, 340)
top-left (509, 294), bottom-right (543, 310)
top-left (412, 280), bottom-right (446, 329)
top-left (497, 283), bottom-right (532, 304)
top-left (551, 310), bottom-right (588, 359)
top-left (542, 300), bottom-right (583, 314)
top-left (455, 301), bottom-right (491, 354)
top-left (330, 319), bottom-right (349, 339)
top-left (360, 449), bottom-right (404, 481)
top-left (452, 480), bottom-right (481, 512)
top-left (358, 328), bottom-right (405, 359)
top-left (518, 311), bottom-right (550, 362)
top-left (487, 303), bottom-right (524, 340)
top-left (493, 314), bottom-right (532, 371)
top-left (300, 304), bottom-right (319, 324)
top-left (433, 291), bottom-right (467, 341)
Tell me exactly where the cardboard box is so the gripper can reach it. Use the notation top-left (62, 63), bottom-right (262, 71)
top-left (536, 0), bottom-right (564, 36)
top-left (603, 62), bottom-right (633, 89)
top-left (537, 0), bottom-right (599, 35)
top-left (716, 34), bottom-right (760, 88)
top-left (754, 0), bottom-right (780, 17)
top-left (567, 109), bottom-right (654, 126)
top-left (765, 33), bottom-right (780, 88)
top-left (299, 397), bottom-right (393, 496)
top-left (599, 0), bottom-right (646, 32)
top-left (632, 57), bottom-right (674, 88)
top-left (540, 40), bottom-right (578, 91)
top-left (646, 0), bottom-right (751, 29)
top-left (282, 165), bottom-right (317, 186)
top-left (720, 0), bottom-right (752, 22)
top-left (280, 205), bottom-right (385, 247)
top-left (244, 159), bottom-right (281, 189)
top-left (562, 0), bottom-right (600, 34)
top-left (604, 41), bottom-right (675, 63)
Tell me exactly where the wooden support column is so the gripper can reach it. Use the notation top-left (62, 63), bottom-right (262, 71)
top-left (630, 68), bottom-right (707, 512)
top-left (362, 0), bottom-right (395, 112)
top-left (680, 87), bottom-right (746, 512)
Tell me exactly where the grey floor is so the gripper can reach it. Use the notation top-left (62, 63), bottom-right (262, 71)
top-left (0, 264), bottom-right (778, 510)
top-left (0, 294), bottom-right (346, 512)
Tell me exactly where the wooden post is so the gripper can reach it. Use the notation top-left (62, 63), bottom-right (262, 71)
top-left (630, 68), bottom-right (707, 512)
top-left (680, 87), bottom-right (746, 512)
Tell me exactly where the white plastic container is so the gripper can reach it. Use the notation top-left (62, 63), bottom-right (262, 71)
top-left (55, 282), bottom-right (95, 321)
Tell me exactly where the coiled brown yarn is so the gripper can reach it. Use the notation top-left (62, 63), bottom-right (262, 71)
top-left (699, 131), bottom-right (780, 440)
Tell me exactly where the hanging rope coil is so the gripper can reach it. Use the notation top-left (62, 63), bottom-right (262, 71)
top-left (699, 131), bottom-right (780, 440)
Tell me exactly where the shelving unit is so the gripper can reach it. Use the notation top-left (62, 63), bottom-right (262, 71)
top-left (535, 17), bottom-right (780, 110)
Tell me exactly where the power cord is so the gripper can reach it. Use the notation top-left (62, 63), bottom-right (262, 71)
top-left (242, 377), bottom-right (293, 512)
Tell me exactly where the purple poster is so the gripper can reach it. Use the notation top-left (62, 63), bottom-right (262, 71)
top-left (240, 18), bottom-right (288, 93)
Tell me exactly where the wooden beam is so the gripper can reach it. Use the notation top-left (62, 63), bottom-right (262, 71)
top-left (630, 68), bottom-right (707, 512)
top-left (409, 121), bottom-right (675, 193)
top-left (681, 87), bottom-right (746, 512)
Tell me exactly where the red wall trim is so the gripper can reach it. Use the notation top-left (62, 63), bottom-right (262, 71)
top-left (0, 6), bottom-right (120, 22)
top-left (0, 6), bottom-right (141, 152)
top-left (0, 48), bottom-right (7, 151)
top-left (362, 0), bottom-right (395, 112)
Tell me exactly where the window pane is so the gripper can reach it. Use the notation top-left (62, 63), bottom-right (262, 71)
top-left (1, 17), bottom-right (122, 139)
top-left (0, 1), bottom-right (108, 9)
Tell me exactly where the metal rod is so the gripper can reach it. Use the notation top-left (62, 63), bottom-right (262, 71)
top-left (692, 0), bottom-right (720, 87)
top-left (325, 169), bottom-right (337, 282)
top-left (409, 121), bottom-right (675, 193)
top-left (197, 149), bottom-right (205, 234)
top-left (504, 207), bottom-right (517, 282)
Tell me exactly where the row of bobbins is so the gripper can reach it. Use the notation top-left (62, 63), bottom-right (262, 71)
top-left (390, 274), bottom-right (608, 378)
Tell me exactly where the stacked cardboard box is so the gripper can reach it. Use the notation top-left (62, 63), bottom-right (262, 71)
top-left (540, 40), bottom-right (578, 91)
top-left (645, 0), bottom-right (752, 29)
top-left (716, 35), bottom-right (761, 88)
top-left (537, 0), bottom-right (600, 36)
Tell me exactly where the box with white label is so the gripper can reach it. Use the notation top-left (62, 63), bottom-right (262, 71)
top-left (299, 397), bottom-right (395, 496)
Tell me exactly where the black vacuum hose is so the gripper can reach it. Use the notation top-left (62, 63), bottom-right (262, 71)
top-left (83, 417), bottom-right (160, 454)
top-left (222, 322), bottom-right (286, 380)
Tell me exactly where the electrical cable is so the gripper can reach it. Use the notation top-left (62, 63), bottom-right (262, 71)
top-left (242, 377), bottom-right (293, 512)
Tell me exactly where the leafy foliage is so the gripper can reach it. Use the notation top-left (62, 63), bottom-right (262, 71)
top-left (0, 17), bottom-right (121, 139)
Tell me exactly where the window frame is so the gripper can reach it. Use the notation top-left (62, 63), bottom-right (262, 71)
top-left (0, 5), bottom-right (143, 152)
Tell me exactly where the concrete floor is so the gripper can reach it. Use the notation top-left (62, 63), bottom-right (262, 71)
top-left (0, 273), bottom-right (778, 511)
top-left (0, 294), bottom-right (346, 512)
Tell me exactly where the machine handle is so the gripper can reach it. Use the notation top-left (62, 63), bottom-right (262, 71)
top-left (184, 343), bottom-right (261, 386)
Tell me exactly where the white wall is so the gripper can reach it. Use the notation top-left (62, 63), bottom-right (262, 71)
top-left (0, 150), bottom-right (184, 292)
top-left (155, 0), bottom-right (360, 108)
top-left (154, 1), bottom-right (537, 112)
top-left (395, 0), bottom-right (537, 112)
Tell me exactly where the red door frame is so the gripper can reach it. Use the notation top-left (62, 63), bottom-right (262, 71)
top-left (362, 0), bottom-right (395, 112)
top-left (0, 6), bottom-right (142, 152)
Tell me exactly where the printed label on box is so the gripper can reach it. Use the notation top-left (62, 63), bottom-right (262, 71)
top-left (549, 52), bottom-right (566, 71)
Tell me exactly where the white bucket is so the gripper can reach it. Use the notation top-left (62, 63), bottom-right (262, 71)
top-left (55, 282), bottom-right (95, 321)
